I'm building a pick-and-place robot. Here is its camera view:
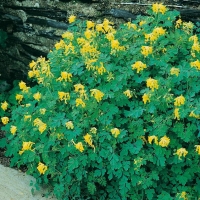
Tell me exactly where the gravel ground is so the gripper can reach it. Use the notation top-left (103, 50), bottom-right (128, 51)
top-left (0, 164), bottom-right (57, 200)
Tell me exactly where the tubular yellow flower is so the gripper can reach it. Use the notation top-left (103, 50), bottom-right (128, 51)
top-left (142, 93), bottom-right (150, 104)
top-left (28, 70), bottom-right (35, 78)
top-left (19, 141), bottom-right (34, 155)
top-left (84, 133), bottom-right (95, 148)
top-left (159, 136), bottom-right (170, 147)
top-left (1, 117), bottom-right (9, 125)
top-left (180, 191), bottom-right (187, 200)
top-left (10, 125), bottom-right (17, 135)
top-left (68, 15), bottom-right (76, 23)
top-left (33, 92), bottom-right (41, 101)
top-left (189, 35), bottom-right (198, 43)
top-left (132, 61), bottom-right (147, 73)
top-left (139, 21), bottom-right (146, 26)
top-left (195, 145), bottom-right (200, 155)
top-left (1, 101), bottom-right (8, 111)
top-left (152, 3), bottom-right (167, 14)
top-left (148, 135), bottom-right (158, 145)
top-left (123, 90), bottom-right (132, 98)
top-left (39, 108), bottom-right (46, 115)
top-left (189, 111), bottom-right (200, 119)
top-left (126, 22), bottom-right (137, 30)
top-left (106, 32), bottom-right (115, 41)
top-left (90, 127), bottom-right (97, 134)
top-left (111, 40), bottom-right (125, 51)
top-left (66, 121), bottom-right (74, 129)
top-left (175, 19), bottom-right (182, 29)
top-left (74, 84), bottom-right (84, 92)
top-left (57, 71), bottom-right (72, 82)
top-left (190, 60), bottom-right (200, 70)
top-left (146, 78), bottom-right (159, 91)
top-left (55, 40), bottom-right (65, 50)
top-left (90, 89), bottom-right (104, 102)
top-left (16, 94), bottom-right (23, 103)
top-left (58, 92), bottom-right (70, 103)
top-left (62, 31), bottom-right (74, 40)
top-left (87, 20), bottom-right (95, 29)
top-left (96, 63), bottom-right (106, 75)
top-left (174, 148), bottom-right (188, 159)
top-left (74, 142), bottom-right (84, 152)
top-left (174, 108), bottom-right (180, 120)
top-left (76, 98), bottom-right (86, 108)
top-left (141, 46), bottom-right (153, 57)
top-left (111, 128), bottom-right (120, 138)
top-left (170, 67), bottom-right (180, 76)
top-left (24, 115), bottom-right (31, 121)
top-left (84, 29), bottom-right (94, 39)
top-left (19, 81), bottom-right (29, 92)
top-left (29, 60), bottom-right (36, 69)
top-left (37, 162), bottom-right (48, 175)
top-left (33, 118), bottom-right (47, 133)
top-left (174, 95), bottom-right (185, 106)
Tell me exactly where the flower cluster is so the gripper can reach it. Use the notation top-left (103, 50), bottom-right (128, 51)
top-left (33, 118), bottom-right (47, 133)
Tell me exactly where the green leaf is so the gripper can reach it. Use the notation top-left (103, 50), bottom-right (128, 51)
top-left (145, 188), bottom-right (155, 200)
top-left (68, 157), bottom-right (79, 171)
top-left (87, 182), bottom-right (96, 195)
top-left (0, 138), bottom-right (6, 148)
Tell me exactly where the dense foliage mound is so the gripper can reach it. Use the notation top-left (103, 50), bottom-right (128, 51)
top-left (1, 4), bottom-right (200, 200)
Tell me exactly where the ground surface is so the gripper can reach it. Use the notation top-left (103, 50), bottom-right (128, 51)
top-left (0, 164), bottom-right (57, 200)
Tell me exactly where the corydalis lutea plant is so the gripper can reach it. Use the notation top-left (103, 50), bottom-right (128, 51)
top-left (1, 3), bottom-right (200, 200)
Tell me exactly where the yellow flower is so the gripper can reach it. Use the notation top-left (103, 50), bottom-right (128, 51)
top-left (174, 148), bottom-right (188, 159)
top-left (10, 125), bottom-right (17, 135)
top-left (19, 141), bottom-right (34, 155)
top-left (66, 121), bottom-right (74, 129)
top-left (55, 40), bottom-right (65, 50)
top-left (152, 3), bottom-right (167, 14)
top-left (28, 70), bottom-right (35, 78)
top-left (159, 136), bottom-right (170, 147)
top-left (96, 63), bottom-right (106, 75)
top-left (142, 93), bottom-right (150, 104)
top-left (33, 92), bottom-right (41, 101)
top-left (139, 21), bottom-right (146, 26)
top-left (29, 60), bottom-right (36, 69)
top-left (57, 71), bottom-right (72, 82)
top-left (123, 90), bottom-right (132, 98)
top-left (102, 18), bottom-right (114, 33)
top-left (90, 127), bottom-right (97, 134)
top-left (111, 40), bottom-right (125, 51)
top-left (148, 135), bottom-right (158, 145)
top-left (74, 142), bottom-right (84, 152)
top-left (106, 32), bottom-right (115, 41)
top-left (68, 15), bottom-right (76, 23)
top-left (141, 46), bottom-right (153, 57)
top-left (58, 92), bottom-right (70, 103)
top-left (189, 35), bottom-right (198, 43)
top-left (1, 101), bottom-right (8, 111)
top-left (40, 108), bottom-right (46, 115)
top-left (87, 21), bottom-right (95, 29)
top-left (76, 98), bottom-right (86, 108)
top-left (84, 29), bottom-right (95, 39)
top-left (190, 60), bottom-right (200, 70)
top-left (174, 108), bottom-right (180, 120)
top-left (175, 19), bottom-right (182, 28)
top-left (62, 31), bottom-right (74, 40)
top-left (179, 191), bottom-right (188, 200)
top-left (96, 23), bottom-right (104, 32)
top-left (132, 61), bottom-right (147, 73)
top-left (24, 115), bottom-right (31, 121)
top-left (84, 133), bottom-right (95, 148)
top-left (37, 162), bottom-right (48, 175)
top-left (174, 95), bottom-right (185, 107)
top-left (195, 145), bottom-right (200, 155)
top-left (189, 111), bottom-right (200, 119)
top-left (16, 94), bottom-right (23, 103)
top-left (146, 78), bottom-right (159, 91)
top-left (126, 22), bottom-right (137, 30)
top-left (170, 67), bottom-right (180, 76)
top-left (19, 81), bottom-right (29, 92)
top-left (90, 89), bottom-right (104, 102)
top-left (74, 84), bottom-right (84, 92)
top-left (33, 118), bottom-right (47, 133)
top-left (1, 117), bottom-right (9, 125)
top-left (111, 128), bottom-right (120, 138)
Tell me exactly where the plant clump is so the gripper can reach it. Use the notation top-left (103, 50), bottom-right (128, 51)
top-left (1, 3), bottom-right (200, 200)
